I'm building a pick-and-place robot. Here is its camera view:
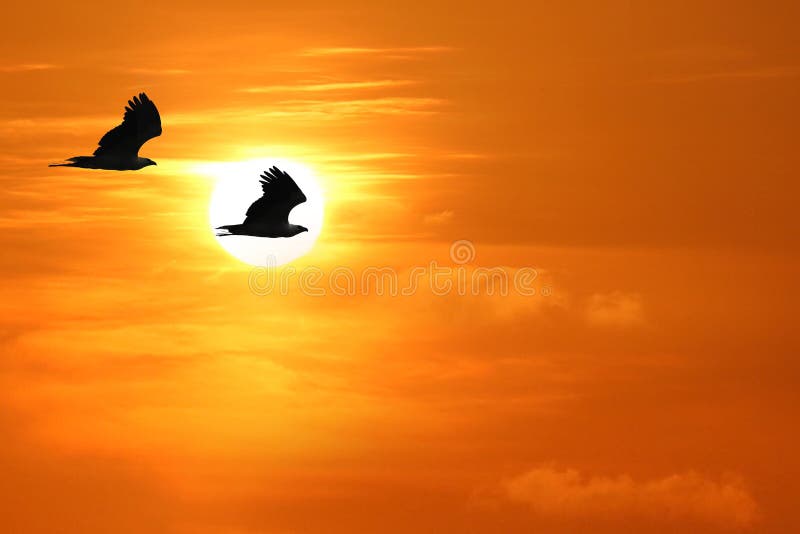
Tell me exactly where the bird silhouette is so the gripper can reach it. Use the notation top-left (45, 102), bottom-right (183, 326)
top-left (217, 167), bottom-right (309, 238)
top-left (50, 93), bottom-right (161, 170)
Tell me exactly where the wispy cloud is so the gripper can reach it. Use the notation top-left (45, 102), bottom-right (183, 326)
top-left (165, 99), bottom-right (442, 126)
top-left (424, 210), bottom-right (454, 225)
top-left (0, 63), bottom-right (59, 73)
top-left (0, 210), bottom-right (146, 229)
top-left (0, 94), bottom-right (444, 135)
top-left (217, 97), bottom-right (444, 121)
top-left (640, 45), bottom-right (755, 62)
top-left (273, 97), bottom-right (443, 116)
top-left (315, 152), bottom-right (414, 162)
top-left (240, 79), bottom-right (416, 93)
top-left (117, 67), bottom-right (191, 76)
top-left (505, 466), bottom-right (758, 528)
top-left (0, 116), bottom-right (111, 135)
top-left (649, 65), bottom-right (799, 84)
top-left (442, 152), bottom-right (491, 160)
top-left (584, 292), bottom-right (643, 328)
top-left (300, 46), bottom-right (454, 57)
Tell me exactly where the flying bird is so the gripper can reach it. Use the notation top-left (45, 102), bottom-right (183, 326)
top-left (217, 167), bottom-right (309, 238)
top-left (50, 93), bottom-right (161, 170)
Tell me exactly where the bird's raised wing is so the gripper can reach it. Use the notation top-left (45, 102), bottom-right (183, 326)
top-left (93, 93), bottom-right (161, 158)
top-left (244, 167), bottom-right (307, 225)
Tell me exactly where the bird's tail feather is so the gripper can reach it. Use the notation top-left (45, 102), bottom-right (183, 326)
top-left (49, 156), bottom-right (93, 168)
top-left (216, 225), bottom-right (234, 237)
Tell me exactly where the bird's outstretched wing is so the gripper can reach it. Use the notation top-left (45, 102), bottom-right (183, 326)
top-left (93, 93), bottom-right (161, 158)
top-left (244, 167), bottom-right (307, 225)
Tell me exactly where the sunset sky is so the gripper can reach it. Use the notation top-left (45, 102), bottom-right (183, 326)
top-left (1, 2), bottom-right (799, 533)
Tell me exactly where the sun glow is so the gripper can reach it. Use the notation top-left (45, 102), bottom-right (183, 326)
top-left (201, 158), bottom-right (325, 266)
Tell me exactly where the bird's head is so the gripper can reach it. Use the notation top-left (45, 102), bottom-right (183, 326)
top-left (135, 157), bottom-right (157, 169)
top-left (289, 225), bottom-right (309, 236)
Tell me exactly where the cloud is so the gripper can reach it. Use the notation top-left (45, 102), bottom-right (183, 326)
top-left (161, 97), bottom-right (445, 126)
top-left (118, 67), bottom-right (191, 75)
top-left (648, 66), bottom-right (799, 84)
top-left (424, 210), bottom-right (454, 225)
top-left (299, 46), bottom-right (453, 57)
top-left (442, 152), bottom-right (491, 160)
top-left (0, 63), bottom-right (58, 73)
top-left (255, 97), bottom-right (444, 118)
top-left (240, 80), bottom-right (416, 93)
top-left (585, 292), bottom-right (643, 327)
top-left (0, 115), bottom-right (113, 134)
top-left (640, 45), bottom-right (755, 62)
top-left (316, 152), bottom-right (413, 162)
top-left (505, 466), bottom-right (758, 528)
top-left (0, 94), bottom-right (444, 137)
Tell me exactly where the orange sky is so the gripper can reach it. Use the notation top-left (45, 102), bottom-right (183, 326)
top-left (1, 2), bottom-right (799, 533)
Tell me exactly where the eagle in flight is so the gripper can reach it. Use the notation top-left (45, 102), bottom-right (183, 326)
top-left (50, 93), bottom-right (161, 170)
top-left (217, 167), bottom-right (308, 238)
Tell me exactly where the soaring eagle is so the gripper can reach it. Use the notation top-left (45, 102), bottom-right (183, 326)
top-left (217, 167), bottom-right (308, 238)
top-left (50, 93), bottom-right (161, 170)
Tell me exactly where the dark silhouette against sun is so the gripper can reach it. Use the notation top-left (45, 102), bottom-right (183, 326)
top-left (216, 167), bottom-right (309, 238)
top-left (50, 93), bottom-right (162, 170)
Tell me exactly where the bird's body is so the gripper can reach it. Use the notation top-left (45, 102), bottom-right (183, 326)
top-left (217, 167), bottom-right (309, 238)
top-left (216, 222), bottom-right (308, 238)
top-left (50, 93), bottom-right (161, 170)
top-left (50, 155), bottom-right (156, 171)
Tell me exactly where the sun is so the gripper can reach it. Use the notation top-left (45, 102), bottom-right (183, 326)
top-left (202, 158), bottom-right (324, 266)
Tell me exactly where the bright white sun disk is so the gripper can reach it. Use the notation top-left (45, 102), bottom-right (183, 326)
top-left (201, 158), bottom-right (324, 266)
